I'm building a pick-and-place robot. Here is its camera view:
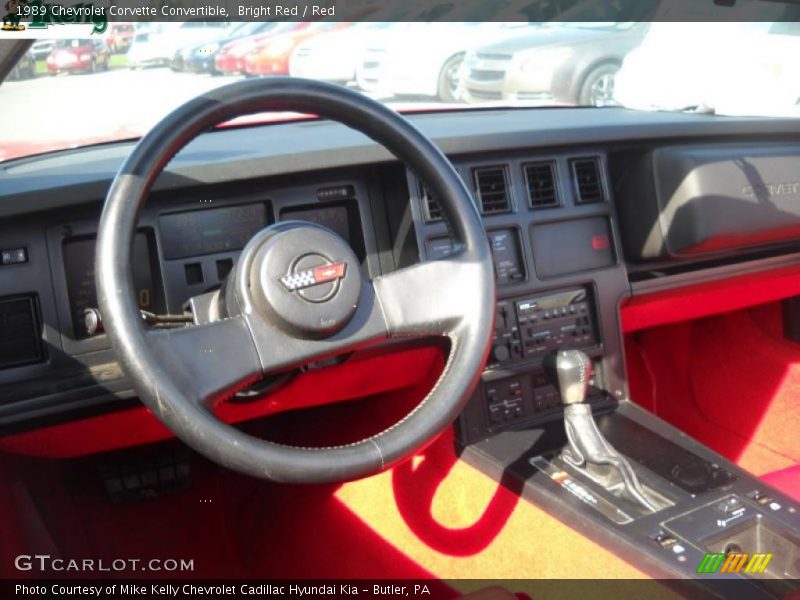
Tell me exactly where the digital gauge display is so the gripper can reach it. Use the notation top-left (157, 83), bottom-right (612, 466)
top-left (281, 205), bottom-right (351, 245)
top-left (279, 201), bottom-right (365, 260)
top-left (63, 233), bottom-right (159, 339)
top-left (159, 203), bottom-right (268, 260)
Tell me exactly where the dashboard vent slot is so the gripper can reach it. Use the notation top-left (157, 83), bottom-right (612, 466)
top-left (473, 166), bottom-right (511, 215)
top-left (571, 158), bottom-right (605, 204)
top-left (0, 295), bottom-right (44, 370)
top-left (418, 180), bottom-right (443, 222)
top-left (523, 161), bottom-right (558, 209)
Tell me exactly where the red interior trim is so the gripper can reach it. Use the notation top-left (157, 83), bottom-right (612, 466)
top-left (0, 345), bottom-right (445, 459)
top-left (620, 263), bottom-right (800, 332)
top-left (681, 225), bottom-right (800, 255)
top-left (625, 300), bottom-right (800, 479)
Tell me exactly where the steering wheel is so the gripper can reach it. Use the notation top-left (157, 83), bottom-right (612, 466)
top-left (96, 78), bottom-right (495, 483)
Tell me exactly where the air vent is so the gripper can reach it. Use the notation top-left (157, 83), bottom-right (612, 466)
top-left (418, 180), bottom-right (442, 222)
top-left (523, 161), bottom-right (558, 209)
top-left (571, 158), bottom-right (605, 204)
top-left (473, 166), bottom-right (511, 215)
top-left (0, 295), bottom-right (44, 370)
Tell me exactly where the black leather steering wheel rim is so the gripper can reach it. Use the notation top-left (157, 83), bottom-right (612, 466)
top-left (96, 77), bottom-right (495, 483)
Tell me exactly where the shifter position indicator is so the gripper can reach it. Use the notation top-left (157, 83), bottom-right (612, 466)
top-left (530, 456), bottom-right (635, 525)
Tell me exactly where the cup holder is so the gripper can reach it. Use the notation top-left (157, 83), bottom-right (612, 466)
top-left (704, 515), bottom-right (800, 580)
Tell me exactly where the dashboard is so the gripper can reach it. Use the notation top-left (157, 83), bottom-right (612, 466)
top-left (3, 107), bottom-right (800, 443)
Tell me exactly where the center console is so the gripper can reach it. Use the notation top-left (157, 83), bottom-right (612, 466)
top-left (463, 404), bottom-right (800, 595)
top-left (408, 150), bottom-right (800, 594)
top-left (407, 150), bottom-right (631, 446)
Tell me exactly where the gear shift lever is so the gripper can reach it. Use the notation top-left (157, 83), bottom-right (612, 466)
top-left (545, 350), bottom-right (658, 513)
top-left (548, 348), bottom-right (593, 406)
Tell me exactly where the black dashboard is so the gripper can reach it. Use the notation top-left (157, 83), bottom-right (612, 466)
top-left (3, 106), bottom-right (800, 437)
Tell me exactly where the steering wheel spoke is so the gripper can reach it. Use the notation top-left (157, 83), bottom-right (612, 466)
top-left (374, 253), bottom-right (488, 338)
top-left (146, 316), bottom-right (262, 406)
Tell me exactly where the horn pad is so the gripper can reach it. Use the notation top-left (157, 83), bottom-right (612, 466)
top-left (247, 222), bottom-right (362, 338)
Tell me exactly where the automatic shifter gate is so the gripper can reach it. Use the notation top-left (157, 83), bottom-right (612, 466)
top-left (544, 349), bottom-right (669, 514)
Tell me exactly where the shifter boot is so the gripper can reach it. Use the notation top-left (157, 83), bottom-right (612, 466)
top-left (546, 350), bottom-right (658, 513)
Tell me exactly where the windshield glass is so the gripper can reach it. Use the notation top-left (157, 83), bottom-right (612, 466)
top-left (3, 2), bottom-right (800, 161)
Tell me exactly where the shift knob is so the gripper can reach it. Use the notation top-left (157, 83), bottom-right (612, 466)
top-left (545, 349), bottom-right (592, 406)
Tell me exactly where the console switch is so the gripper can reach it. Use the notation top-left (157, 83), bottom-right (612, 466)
top-left (486, 378), bottom-right (527, 427)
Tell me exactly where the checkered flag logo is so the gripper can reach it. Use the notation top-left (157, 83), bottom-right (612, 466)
top-left (280, 270), bottom-right (316, 291)
top-left (280, 262), bottom-right (347, 292)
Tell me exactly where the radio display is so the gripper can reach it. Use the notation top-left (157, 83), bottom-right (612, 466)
top-left (159, 203), bottom-right (268, 260)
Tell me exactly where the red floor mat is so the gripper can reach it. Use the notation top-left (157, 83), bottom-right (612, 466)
top-left (626, 302), bottom-right (800, 476)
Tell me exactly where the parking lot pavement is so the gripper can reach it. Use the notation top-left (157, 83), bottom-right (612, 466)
top-left (1, 68), bottom-right (448, 154)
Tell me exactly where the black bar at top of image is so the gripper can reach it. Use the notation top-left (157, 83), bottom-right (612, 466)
top-left (9, 0), bottom-right (800, 27)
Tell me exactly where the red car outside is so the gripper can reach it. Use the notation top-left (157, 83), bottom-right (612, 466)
top-left (243, 22), bottom-right (349, 77)
top-left (46, 39), bottom-right (111, 75)
top-left (105, 23), bottom-right (136, 53)
top-left (214, 22), bottom-right (312, 75)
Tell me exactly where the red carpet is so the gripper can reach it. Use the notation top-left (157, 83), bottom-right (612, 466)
top-left (0, 385), bottom-right (654, 584)
top-left (625, 301), bottom-right (800, 491)
top-left (0, 450), bottom-right (450, 582)
top-left (0, 436), bottom-right (654, 585)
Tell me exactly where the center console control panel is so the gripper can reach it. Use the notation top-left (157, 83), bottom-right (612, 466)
top-left (458, 286), bottom-right (607, 444)
top-left (484, 364), bottom-right (603, 431)
top-left (489, 287), bottom-right (599, 370)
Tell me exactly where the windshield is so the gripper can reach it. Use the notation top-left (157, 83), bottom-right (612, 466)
top-left (3, 5), bottom-right (800, 161)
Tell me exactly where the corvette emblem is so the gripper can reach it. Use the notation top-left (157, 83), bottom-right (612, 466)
top-left (280, 261), bottom-right (347, 292)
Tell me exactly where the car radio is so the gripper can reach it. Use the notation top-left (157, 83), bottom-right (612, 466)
top-left (488, 287), bottom-right (599, 370)
top-left (456, 286), bottom-right (606, 444)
